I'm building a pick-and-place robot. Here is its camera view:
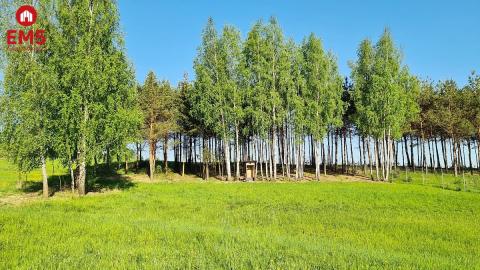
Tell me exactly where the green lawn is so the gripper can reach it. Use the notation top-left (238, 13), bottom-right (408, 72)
top-left (0, 159), bottom-right (479, 269)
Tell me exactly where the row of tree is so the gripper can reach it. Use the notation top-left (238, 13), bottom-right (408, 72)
top-left (1, 3), bottom-right (479, 197)
top-left (141, 17), bottom-right (479, 183)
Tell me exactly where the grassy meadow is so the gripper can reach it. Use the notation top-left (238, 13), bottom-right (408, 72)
top-left (0, 158), bottom-right (479, 269)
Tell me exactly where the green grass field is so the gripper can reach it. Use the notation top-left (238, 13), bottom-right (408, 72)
top-left (0, 159), bottom-right (479, 269)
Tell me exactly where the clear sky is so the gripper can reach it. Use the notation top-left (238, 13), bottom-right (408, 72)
top-left (118, 0), bottom-right (480, 87)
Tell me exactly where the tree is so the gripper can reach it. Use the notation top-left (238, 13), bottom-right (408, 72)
top-left (138, 72), bottom-right (177, 180)
top-left (0, 0), bottom-right (57, 198)
top-left (219, 25), bottom-right (247, 180)
top-left (433, 80), bottom-right (473, 176)
top-left (55, 0), bottom-right (138, 194)
top-left (351, 29), bottom-right (419, 181)
top-left (243, 21), bottom-right (271, 179)
top-left (193, 18), bottom-right (243, 181)
top-left (302, 34), bottom-right (344, 180)
top-left (465, 72), bottom-right (480, 172)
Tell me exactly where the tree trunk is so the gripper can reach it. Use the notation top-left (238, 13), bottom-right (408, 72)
top-left (374, 139), bottom-right (380, 181)
top-left (367, 137), bottom-right (373, 179)
top-left (223, 136), bottom-right (231, 181)
top-left (410, 134), bottom-right (415, 171)
top-left (381, 130), bottom-right (386, 181)
top-left (467, 139), bottom-right (473, 174)
top-left (125, 154), bottom-right (129, 174)
top-left (295, 139), bottom-right (300, 180)
top-left (434, 136), bottom-right (441, 170)
top-left (69, 160), bottom-right (75, 193)
top-left (77, 141), bottom-right (86, 196)
top-left (149, 139), bottom-right (156, 181)
top-left (477, 131), bottom-right (480, 172)
top-left (77, 104), bottom-right (88, 195)
top-left (259, 138), bottom-right (264, 179)
top-left (385, 129), bottom-right (391, 182)
top-left (41, 154), bottom-right (49, 198)
top-left (235, 124), bottom-right (240, 180)
top-left (272, 124), bottom-right (277, 180)
top-left (428, 138), bottom-right (434, 172)
top-left (285, 123), bottom-right (291, 179)
top-left (403, 136), bottom-right (410, 168)
top-left (203, 136), bottom-right (209, 180)
top-left (349, 131), bottom-right (354, 174)
top-left (327, 131), bottom-right (331, 169)
top-left (135, 143), bottom-right (140, 171)
top-left (322, 141), bottom-right (327, 176)
top-left (453, 138), bottom-right (458, 176)
top-left (163, 135), bottom-right (168, 174)
top-left (334, 130), bottom-right (338, 172)
top-left (279, 129), bottom-right (285, 178)
top-left (359, 135), bottom-right (364, 173)
top-left (440, 137), bottom-right (446, 171)
top-left (340, 130), bottom-right (345, 173)
top-left (315, 139), bottom-right (320, 180)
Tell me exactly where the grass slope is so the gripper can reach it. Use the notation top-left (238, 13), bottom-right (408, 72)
top-left (0, 159), bottom-right (479, 269)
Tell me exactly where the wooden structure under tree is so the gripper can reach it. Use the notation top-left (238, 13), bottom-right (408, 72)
top-left (245, 161), bottom-right (256, 181)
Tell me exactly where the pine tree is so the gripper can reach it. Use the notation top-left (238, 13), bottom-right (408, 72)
top-left (138, 72), bottom-right (177, 180)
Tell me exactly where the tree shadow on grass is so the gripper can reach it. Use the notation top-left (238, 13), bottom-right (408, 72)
top-left (20, 163), bottom-right (136, 196)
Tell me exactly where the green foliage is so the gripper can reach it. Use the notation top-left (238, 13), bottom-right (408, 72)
top-left (432, 80), bottom-right (473, 139)
top-left (465, 72), bottom-right (480, 136)
top-left (192, 18), bottom-right (246, 139)
top-left (0, 0), bottom-right (57, 172)
top-left (1, 0), bottom-right (140, 194)
top-left (138, 72), bottom-right (178, 141)
top-left (302, 34), bottom-right (344, 141)
top-left (54, 0), bottom-right (139, 162)
top-left (351, 30), bottom-right (419, 140)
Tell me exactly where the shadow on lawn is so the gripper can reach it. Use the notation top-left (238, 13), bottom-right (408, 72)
top-left (20, 163), bottom-right (136, 196)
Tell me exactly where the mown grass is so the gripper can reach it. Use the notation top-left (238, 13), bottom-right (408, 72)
top-left (0, 160), bottom-right (479, 269)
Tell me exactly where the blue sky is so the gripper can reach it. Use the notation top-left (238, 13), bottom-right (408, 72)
top-left (118, 0), bottom-right (480, 87)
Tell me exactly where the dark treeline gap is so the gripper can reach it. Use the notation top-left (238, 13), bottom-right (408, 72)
top-left (0, 1), bottom-right (479, 197)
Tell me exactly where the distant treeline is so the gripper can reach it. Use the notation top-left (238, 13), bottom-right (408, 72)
top-left (0, 1), bottom-right (479, 197)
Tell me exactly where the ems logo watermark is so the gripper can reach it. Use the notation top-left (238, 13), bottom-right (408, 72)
top-left (6, 5), bottom-right (46, 51)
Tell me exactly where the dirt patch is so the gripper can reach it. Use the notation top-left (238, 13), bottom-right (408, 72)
top-left (0, 188), bottom-right (124, 207)
top-left (128, 173), bottom-right (202, 183)
top-left (0, 192), bottom-right (42, 206)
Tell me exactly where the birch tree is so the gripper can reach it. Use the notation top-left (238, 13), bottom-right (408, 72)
top-left (352, 29), bottom-right (419, 181)
top-left (302, 34), bottom-right (344, 180)
top-left (0, 0), bottom-right (57, 197)
top-left (55, 0), bottom-right (137, 194)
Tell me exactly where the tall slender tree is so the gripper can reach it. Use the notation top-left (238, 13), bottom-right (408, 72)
top-left (138, 72), bottom-right (177, 180)
top-left (0, 0), bottom-right (57, 198)
top-left (302, 34), bottom-right (344, 180)
top-left (55, 0), bottom-right (138, 194)
top-left (351, 29), bottom-right (419, 181)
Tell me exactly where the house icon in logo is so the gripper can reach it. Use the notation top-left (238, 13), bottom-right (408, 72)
top-left (19, 10), bottom-right (33, 23)
top-left (15, 5), bottom-right (37, 27)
